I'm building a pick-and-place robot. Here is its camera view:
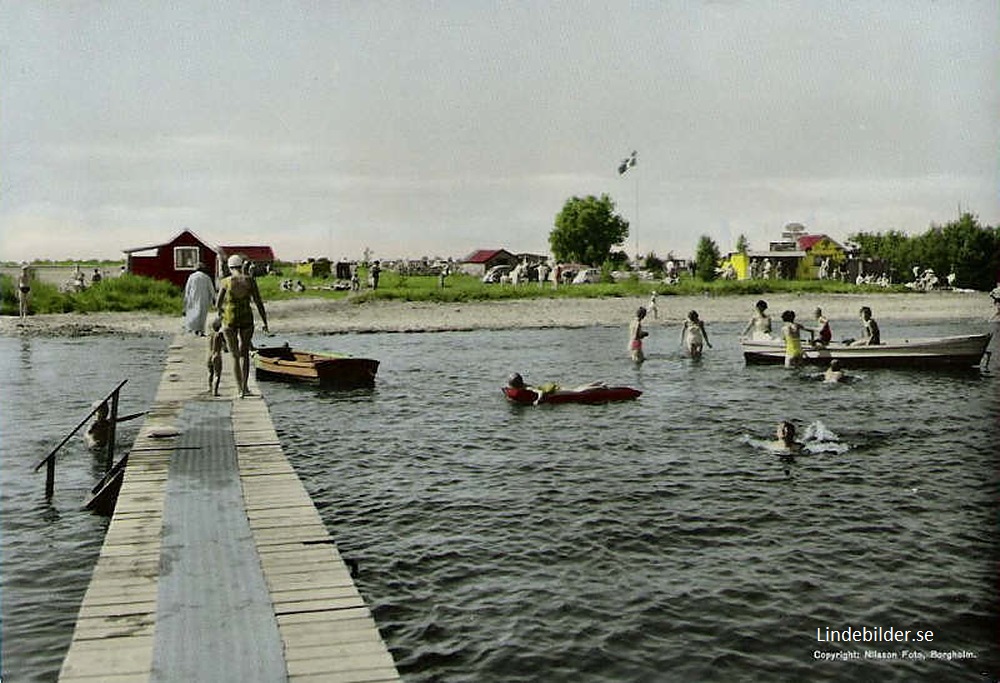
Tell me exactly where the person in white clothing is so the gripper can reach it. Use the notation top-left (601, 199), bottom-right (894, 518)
top-left (183, 262), bottom-right (216, 335)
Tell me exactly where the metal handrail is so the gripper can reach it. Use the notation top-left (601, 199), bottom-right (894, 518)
top-left (34, 379), bottom-right (128, 499)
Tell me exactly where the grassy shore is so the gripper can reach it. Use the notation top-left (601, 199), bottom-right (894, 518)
top-left (2, 268), bottom-right (917, 317)
top-left (16, 260), bottom-right (997, 327)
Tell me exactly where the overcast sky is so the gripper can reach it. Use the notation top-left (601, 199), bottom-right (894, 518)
top-left (2, 1), bottom-right (997, 263)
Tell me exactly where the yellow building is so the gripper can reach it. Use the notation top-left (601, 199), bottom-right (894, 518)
top-left (723, 232), bottom-right (846, 280)
top-left (795, 235), bottom-right (846, 280)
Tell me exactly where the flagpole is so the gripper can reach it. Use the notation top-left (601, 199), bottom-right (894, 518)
top-left (618, 150), bottom-right (639, 265)
top-left (633, 169), bottom-right (639, 262)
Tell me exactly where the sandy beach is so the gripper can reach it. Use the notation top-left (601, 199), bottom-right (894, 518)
top-left (0, 290), bottom-right (993, 338)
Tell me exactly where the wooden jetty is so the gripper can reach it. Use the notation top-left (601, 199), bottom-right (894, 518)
top-left (58, 334), bottom-right (400, 682)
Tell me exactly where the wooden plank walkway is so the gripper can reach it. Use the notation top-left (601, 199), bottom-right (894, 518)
top-left (58, 334), bottom-right (401, 683)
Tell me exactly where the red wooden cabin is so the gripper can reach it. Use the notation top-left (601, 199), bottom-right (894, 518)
top-left (123, 229), bottom-right (218, 289)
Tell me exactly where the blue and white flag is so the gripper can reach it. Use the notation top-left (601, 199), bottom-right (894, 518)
top-left (618, 150), bottom-right (638, 175)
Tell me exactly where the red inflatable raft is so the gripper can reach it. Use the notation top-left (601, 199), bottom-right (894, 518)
top-left (502, 385), bottom-right (642, 405)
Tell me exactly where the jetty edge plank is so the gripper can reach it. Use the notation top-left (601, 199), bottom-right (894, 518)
top-left (58, 333), bottom-right (400, 682)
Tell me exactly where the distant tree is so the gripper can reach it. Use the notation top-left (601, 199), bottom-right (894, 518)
top-left (550, 194), bottom-right (629, 265)
top-left (694, 235), bottom-right (722, 281)
top-left (642, 251), bottom-right (665, 274)
top-left (851, 213), bottom-right (999, 289)
top-left (607, 250), bottom-right (630, 268)
top-left (735, 234), bottom-right (749, 254)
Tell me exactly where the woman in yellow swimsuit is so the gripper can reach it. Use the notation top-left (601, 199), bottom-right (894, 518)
top-left (780, 310), bottom-right (813, 367)
top-left (216, 255), bottom-right (268, 397)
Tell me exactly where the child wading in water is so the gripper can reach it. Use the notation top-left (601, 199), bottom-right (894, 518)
top-left (681, 310), bottom-right (712, 359)
top-left (207, 318), bottom-right (225, 396)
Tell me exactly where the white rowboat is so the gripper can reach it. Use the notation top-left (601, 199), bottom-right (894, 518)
top-left (741, 333), bottom-right (991, 369)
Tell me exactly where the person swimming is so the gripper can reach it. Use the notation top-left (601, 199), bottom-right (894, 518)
top-left (84, 401), bottom-right (111, 450)
top-left (823, 360), bottom-right (845, 383)
top-left (772, 420), bottom-right (803, 453)
top-left (745, 420), bottom-right (849, 459)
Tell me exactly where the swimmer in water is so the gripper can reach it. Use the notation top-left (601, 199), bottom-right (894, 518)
top-left (773, 421), bottom-right (803, 453)
top-left (823, 360), bottom-right (845, 383)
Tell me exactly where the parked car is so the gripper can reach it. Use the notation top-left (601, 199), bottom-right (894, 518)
top-left (482, 265), bottom-right (512, 283)
top-left (572, 268), bottom-right (602, 284)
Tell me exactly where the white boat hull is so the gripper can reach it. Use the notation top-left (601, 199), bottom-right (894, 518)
top-left (741, 333), bottom-right (991, 369)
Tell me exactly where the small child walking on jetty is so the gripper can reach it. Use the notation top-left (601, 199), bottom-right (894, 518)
top-left (207, 317), bottom-right (225, 396)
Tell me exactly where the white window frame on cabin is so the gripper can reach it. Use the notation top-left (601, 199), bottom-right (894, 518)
top-left (174, 246), bottom-right (200, 271)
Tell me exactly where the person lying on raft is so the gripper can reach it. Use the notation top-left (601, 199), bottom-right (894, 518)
top-left (507, 373), bottom-right (606, 405)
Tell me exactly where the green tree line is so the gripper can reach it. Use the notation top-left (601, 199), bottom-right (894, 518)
top-left (850, 213), bottom-right (999, 290)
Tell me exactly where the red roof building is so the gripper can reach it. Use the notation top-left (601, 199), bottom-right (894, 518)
top-left (459, 249), bottom-right (517, 277)
top-left (796, 234), bottom-right (828, 252)
top-left (218, 245), bottom-right (277, 275)
top-left (123, 229), bottom-right (218, 289)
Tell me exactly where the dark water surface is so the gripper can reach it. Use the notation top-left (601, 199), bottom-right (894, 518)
top-left (1, 335), bottom-right (168, 682)
top-left (3, 319), bottom-right (998, 682)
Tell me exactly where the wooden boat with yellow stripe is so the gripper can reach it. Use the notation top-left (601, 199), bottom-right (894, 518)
top-left (253, 344), bottom-right (379, 387)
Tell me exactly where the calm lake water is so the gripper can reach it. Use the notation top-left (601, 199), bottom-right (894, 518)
top-left (2, 317), bottom-right (998, 682)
